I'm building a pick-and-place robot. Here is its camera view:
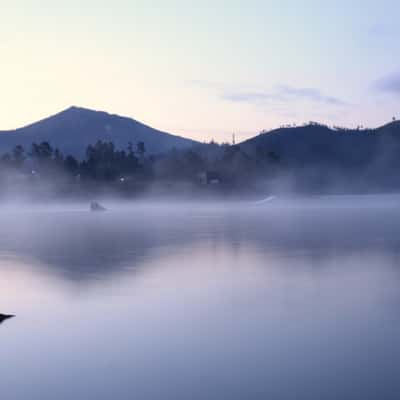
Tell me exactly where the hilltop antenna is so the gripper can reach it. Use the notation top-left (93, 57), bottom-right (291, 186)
top-left (232, 133), bottom-right (236, 145)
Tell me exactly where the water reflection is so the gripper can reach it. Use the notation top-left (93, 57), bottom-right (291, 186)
top-left (1, 200), bottom-right (400, 399)
top-left (1, 202), bottom-right (400, 285)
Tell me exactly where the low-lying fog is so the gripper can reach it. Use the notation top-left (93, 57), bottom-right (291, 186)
top-left (2, 194), bottom-right (400, 400)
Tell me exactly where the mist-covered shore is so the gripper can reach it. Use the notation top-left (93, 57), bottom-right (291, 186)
top-left (4, 118), bottom-right (400, 202)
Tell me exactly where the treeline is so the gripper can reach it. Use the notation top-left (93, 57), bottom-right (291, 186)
top-left (0, 140), bottom-right (282, 195)
top-left (0, 141), bottom-right (148, 181)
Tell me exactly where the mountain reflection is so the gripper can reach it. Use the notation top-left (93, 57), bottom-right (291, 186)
top-left (3, 201), bottom-right (400, 400)
top-left (1, 201), bottom-right (400, 285)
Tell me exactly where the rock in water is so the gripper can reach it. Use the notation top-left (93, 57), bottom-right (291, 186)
top-left (0, 314), bottom-right (14, 324)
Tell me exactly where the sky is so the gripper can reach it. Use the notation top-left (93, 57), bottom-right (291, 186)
top-left (1, 0), bottom-right (400, 142)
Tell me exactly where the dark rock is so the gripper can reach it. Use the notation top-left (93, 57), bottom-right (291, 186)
top-left (0, 314), bottom-right (14, 324)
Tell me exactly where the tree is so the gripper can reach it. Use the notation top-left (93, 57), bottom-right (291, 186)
top-left (30, 142), bottom-right (54, 161)
top-left (64, 155), bottom-right (79, 176)
top-left (12, 145), bottom-right (26, 167)
top-left (136, 141), bottom-right (146, 161)
top-left (83, 140), bottom-right (140, 181)
top-left (127, 142), bottom-right (134, 156)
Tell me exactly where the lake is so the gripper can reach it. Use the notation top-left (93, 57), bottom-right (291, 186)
top-left (1, 195), bottom-right (400, 399)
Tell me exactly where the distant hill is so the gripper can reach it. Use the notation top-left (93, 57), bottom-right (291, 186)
top-left (0, 106), bottom-right (198, 158)
top-left (240, 121), bottom-right (400, 191)
top-left (241, 121), bottom-right (400, 167)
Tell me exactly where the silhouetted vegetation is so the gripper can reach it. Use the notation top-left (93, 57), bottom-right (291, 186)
top-left (3, 118), bottom-right (400, 198)
top-left (0, 138), bottom-right (284, 198)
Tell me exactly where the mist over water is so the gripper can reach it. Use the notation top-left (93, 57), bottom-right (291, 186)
top-left (2, 196), bottom-right (400, 399)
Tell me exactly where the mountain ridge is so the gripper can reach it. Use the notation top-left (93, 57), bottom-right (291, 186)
top-left (0, 106), bottom-right (198, 158)
top-left (240, 120), bottom-right (400, 168)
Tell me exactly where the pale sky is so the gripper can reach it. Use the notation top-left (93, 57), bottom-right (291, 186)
top-left (1, 0), bottom-right (400, 142)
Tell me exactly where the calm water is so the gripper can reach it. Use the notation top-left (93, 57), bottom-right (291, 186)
top-left (2, 196), bottom-right (400, 399)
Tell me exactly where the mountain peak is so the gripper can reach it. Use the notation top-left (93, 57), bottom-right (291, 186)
top-left (59, 106), bottom-right (133, 122)
top-left (62, 105), bottom-right (102, 115)
top-left (0, 107), bottom-right (197, 158)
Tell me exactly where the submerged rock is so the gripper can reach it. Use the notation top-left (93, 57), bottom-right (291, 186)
top-left (0, 314), bottom-right (14, 324)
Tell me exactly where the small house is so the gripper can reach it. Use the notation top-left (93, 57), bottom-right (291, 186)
top-left (198, 171), bottom-right (221, 185)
